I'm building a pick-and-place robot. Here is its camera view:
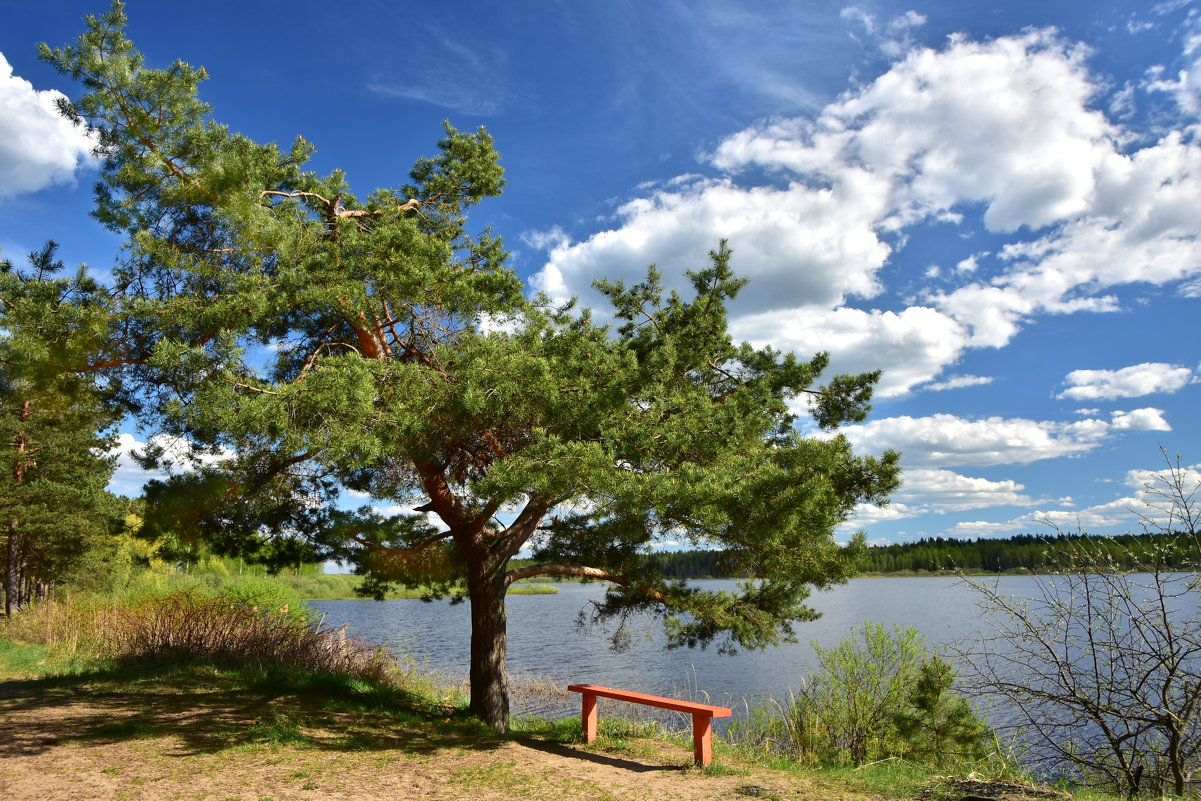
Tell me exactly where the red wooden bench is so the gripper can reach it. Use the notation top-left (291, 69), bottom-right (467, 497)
top-left (566, 683), bottom-right (732, 766)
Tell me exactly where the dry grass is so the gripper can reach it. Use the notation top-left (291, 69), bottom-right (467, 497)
top-left (6, 589), bottom-right (394, 684)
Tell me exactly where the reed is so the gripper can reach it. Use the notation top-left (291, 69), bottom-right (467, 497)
top-left (3, 587), bottom-right (398, 686)
top-left (97, 588), bottom-right (394, 683)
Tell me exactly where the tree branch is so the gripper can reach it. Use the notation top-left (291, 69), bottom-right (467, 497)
top-left (260, 190), bottom-right (425, 219)
top-left (350, 528), bottom-right (455, 556)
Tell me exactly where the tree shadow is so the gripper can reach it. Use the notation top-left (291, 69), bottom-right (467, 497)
top-left (0, 662), bottom-right (507, 760)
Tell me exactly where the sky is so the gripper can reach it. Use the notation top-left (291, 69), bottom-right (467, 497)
top-left (2, 0), bottom-right (1200, 547)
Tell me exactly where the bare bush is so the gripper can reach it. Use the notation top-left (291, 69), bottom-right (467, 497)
top-left (98, 589), bottom-right (394, 683)
top-left (958, 451), bottom-right (1201, 797)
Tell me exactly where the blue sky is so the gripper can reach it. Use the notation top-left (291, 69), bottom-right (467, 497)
top-left (2, 0), bottom-right (1200, 546)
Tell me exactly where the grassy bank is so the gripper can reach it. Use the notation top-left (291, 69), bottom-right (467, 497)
top-left (0, 637), bottom-right (1065, 801)
top-left (0, 589), bottom-right (1112, 801)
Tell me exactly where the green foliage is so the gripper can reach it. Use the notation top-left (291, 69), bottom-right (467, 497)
top-left (727, 624), bottom-right (989, 769)
top-left (0, 635), bottom-right (51, 679)
top-left (794, 622), bottom-right (927, 764)
top-left (892, 655), bottom-right (990, 766)
top-left (215, 575), bottom-right (315, 625)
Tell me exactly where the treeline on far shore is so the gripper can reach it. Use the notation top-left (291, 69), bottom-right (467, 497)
top-left (855, 531), bottom-right (1198, 575)
top-left (518, 532), bottom-right (1198, 581)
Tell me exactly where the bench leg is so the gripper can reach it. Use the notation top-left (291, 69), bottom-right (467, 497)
top-left (692, 712), bottom-right (713, 765)
top-left (581, 693), bottom-right (598, 742)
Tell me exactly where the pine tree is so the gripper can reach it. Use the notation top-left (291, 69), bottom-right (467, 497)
top-left (892, 655), bottom-right (989, 766)
top-left (0, 242), bottom-right (120, 615)
top-left (41, 3), bottom-right (900, 729)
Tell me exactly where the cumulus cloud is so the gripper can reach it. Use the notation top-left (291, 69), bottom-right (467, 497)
top-left (528, 28), bottom-right (1201, 398)
top-left (933, 128), bottom-right (1201, 347)
top-left (836, 408), bottom-right (1171, 467)
top-left (0, 52), bottom-right (94, 199)
top-left (529, 173), bottom-right (894, 314)
top-left (896, 468), bottom-right (1034, 511)
top-left (1058, 361), bottom-right (1195, 400)
top-left (711, 30), bottom-right (1110, 232)
top-left (842, 465), bottom-right (1038, 535)
top-left (731, 305), bottom-right (968, 397)
top-left (870, 454), bottom-right (1201, 540)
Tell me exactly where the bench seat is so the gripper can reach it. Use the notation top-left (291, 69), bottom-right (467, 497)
top-left (566, 683), bottom-right (732, 765)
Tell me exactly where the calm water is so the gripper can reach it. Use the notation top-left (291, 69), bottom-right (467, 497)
top-left (312, 576), bottom-right (1008, 719)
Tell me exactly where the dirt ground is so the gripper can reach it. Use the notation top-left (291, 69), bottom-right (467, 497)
top-left (0, 672), bottom-right (843, 801)
top-left (0, 672), bottom-right (1067, 801)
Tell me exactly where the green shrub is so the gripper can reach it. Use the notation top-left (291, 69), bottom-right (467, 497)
top-left (790, 622), bottom-right (926, 764)
top-left (727, 623), bottom-right (991, 769)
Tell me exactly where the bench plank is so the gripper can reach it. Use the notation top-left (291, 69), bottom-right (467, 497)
top-left (567, 683), bottom-right (732, 765)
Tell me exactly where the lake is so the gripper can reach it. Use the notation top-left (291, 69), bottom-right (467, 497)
top-left (312, 575), bottom-right (1013, 720)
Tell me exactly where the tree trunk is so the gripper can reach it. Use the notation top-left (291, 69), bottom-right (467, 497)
top-left (466, 553), bottom-right (511, 731)
top-left (1168, 724), bottom-right (1185, 796)
top-left (4, 520), bottom-right (17, 617)
top-left (7, 400), bottom-right (30, 618)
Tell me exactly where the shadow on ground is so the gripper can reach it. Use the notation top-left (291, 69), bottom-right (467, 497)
top-left (0, 662), bottom-right (511, 760)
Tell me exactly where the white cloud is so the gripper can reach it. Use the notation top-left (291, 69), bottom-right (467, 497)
top-left (1110, 407), bottom-right (1172, 430)
top-left (0, 52), bottom-right (94, 199)
top-left (530, 173), bottom-right (894, 314)
top-left (842, 502), bottom-right (913, 528)
top-left (896, 468), bottom-right (1034, 511)
top-left (842, 467), bottom-right (1038, 532)
top-left (933, 130), bottom-right (1201, 347)
top-left (1058, 361), bottom-right (1195, 400)
top-left (836, 408), bottom-right (1171, 467)
top-left (954, 254), bottom-right (981, 274)
top-left (923, 374), bottom-right (993, 392)
top-left (528, 29), bottom-right (1201, 398)
top-left (906, 456), bottom-right (1201, 539)
top-left (840, 7), bottom-right (927, 58)
top-left (731, 305), bottom-right (968, 397)
top-left (1028, 458), bottom-right (1201, 532)
top-left (1147, 8), bottom-right (1201, 115)
top-left (944, 519), bottom-right (1024, 538)
top-left (712, 30), bottom-right (1111, 233)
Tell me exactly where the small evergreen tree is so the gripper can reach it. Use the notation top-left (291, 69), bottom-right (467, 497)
top-left (892, 654), bottom-right (989, 766)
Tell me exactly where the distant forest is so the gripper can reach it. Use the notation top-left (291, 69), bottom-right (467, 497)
top-left (548, 532), bottom-right (1201, 579)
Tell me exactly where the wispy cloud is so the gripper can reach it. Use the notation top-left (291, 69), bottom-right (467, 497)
top-left (366, 30), bottom-right (511, 115)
